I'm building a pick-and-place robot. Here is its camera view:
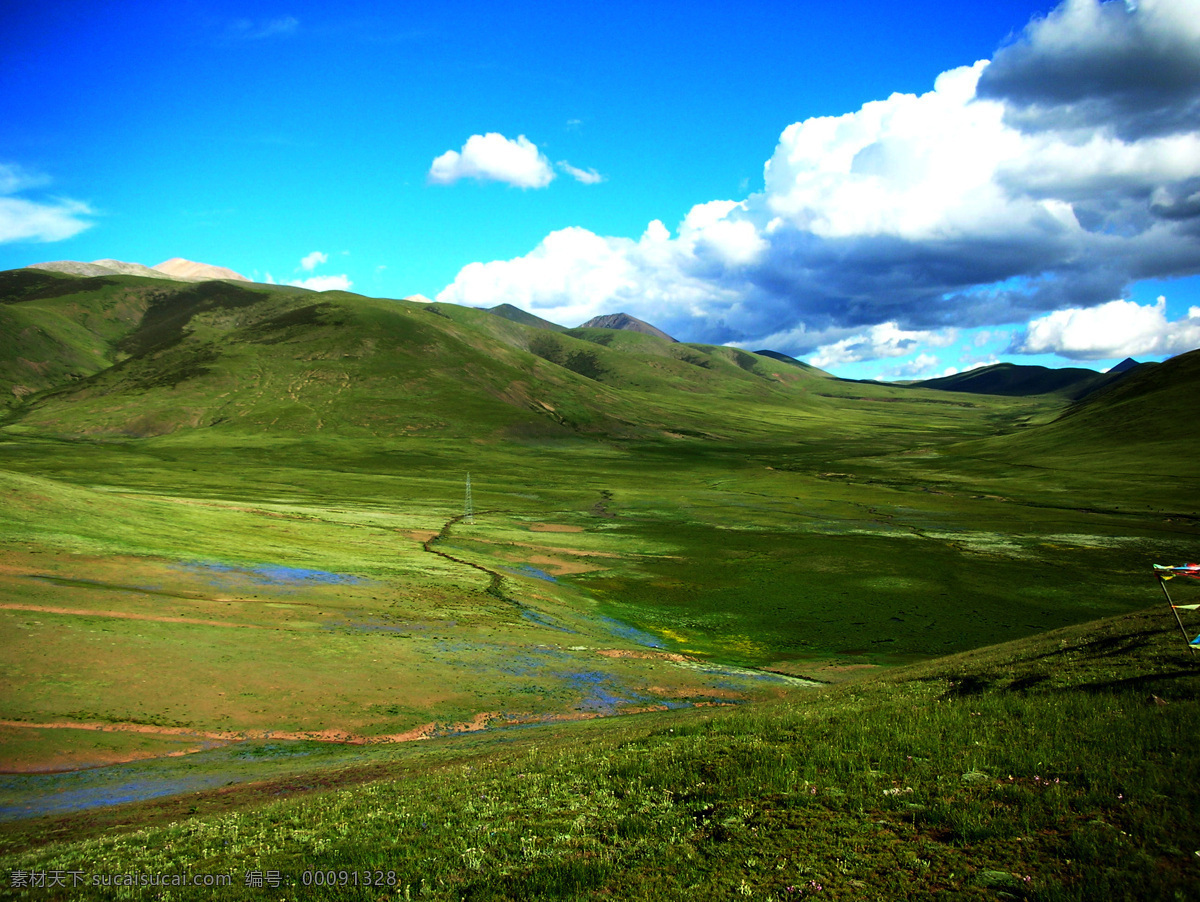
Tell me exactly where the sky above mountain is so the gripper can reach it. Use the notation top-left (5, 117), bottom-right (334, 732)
top-left (2, 0), bottom-right (1199, 379)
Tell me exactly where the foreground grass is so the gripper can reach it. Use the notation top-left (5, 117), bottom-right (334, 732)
top-left (4, 606), bottom-right (1197, 900)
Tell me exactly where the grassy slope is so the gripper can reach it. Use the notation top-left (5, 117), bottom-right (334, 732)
top-left (0, 271), bottom-right (158, 408)
top-left (3, 605), bottom-right (1197, 900)
top-left (974, 348), bottom-right (1200, 477)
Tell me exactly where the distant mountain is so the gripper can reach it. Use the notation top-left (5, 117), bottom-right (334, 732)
top-left (26, 259), bottom-right (179, 280)
top-left (913, 361), bottom-right (1134, 401)
top-left (3, 266), bottom-right (1195, 479)
top-left (1108, 357), bottom-right (1141, 375)
top-left (577, 312), bottom-right (677, 342)
top-left (151, 258), bottom-right (250, 282)
top-left (26, 257), bottom-right (250, 283)
top-left (487, 303), bottom-right (568, 332)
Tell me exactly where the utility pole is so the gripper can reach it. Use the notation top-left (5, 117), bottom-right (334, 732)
top-left (464, 472), bottom-right (474, 524)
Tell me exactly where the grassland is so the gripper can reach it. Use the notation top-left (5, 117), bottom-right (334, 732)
top-left (0, 272), bottom-right (1197, 898)
top-left (2, 606), bottom-right (1197, 900)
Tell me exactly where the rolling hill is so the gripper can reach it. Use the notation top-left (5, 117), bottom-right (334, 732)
top-left (7, 270), bottom-right (994, 445)
top-left (970, 346), bottom-right (1200, 475)
top-left (486, 302), bottom-right (569, 332)
top-left (5, 267), bottom-right (1196, 478)
top-left (913, 360), bottom-right (1142, 400)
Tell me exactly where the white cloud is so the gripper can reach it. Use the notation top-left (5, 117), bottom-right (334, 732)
top-left (428, 133), bottom-right (555, 188)
top-left (809, 323), bottom-right (958, 369)
top-left (976, 0), bottom-right (1200, 139)
top-left (937, 359), bottom-right (998, 378)
top-left (300, 250), bottom-right (328, 271)
top-left (557, 161), bottom-right (604, 184)
top-left (880, 353), bottom-right (943, 379)
top-left (0, 197), bottom-right (93, 243)
top-left (0, 163), bottom-right (93, 243)
top-left (437, 220), bottom-right (746, 332)
top-left (1015, 295), bottom-right (1200, 359)
top-left (289, 274), bottom-right (353, 292)
top-left (436, 0), bottom-right (1200, 363)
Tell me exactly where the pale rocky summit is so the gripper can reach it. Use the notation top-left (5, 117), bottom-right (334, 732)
top-left (26, 259), bottom-right (173, 279)
top-left (26, 257), bottom-right (250, 283)
top-left (94, 259), bottom-right (187, 280)
top-left (153, 258), bottom-right (250, 282)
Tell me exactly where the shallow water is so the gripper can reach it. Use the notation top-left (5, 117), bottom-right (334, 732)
top-left (0, 742), bottom-right (327, 822)
top-left (176, 561), bottom-right (368, 587)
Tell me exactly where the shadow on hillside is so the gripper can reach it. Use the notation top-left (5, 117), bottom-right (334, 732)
top-left (1069, 670), bottom-right (1199, 697)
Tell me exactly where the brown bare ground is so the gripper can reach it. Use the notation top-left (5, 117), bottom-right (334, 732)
top-left (0, 725), bottom-right (215, 773)
top-left (525, 555), bottom-right (603, 576)
top-left (0, 603), bottom-right (279, 629)
top-left (403, 529), bottom-right (440, 543)
top-left (514, 541), bottom-right (618, 558)
top-left (596, 649), bottom-right (698, 662)
top-left (529, 523), bottom-right (583, 532)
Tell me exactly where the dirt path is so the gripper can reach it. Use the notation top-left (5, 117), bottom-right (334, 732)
top-left (0, 603), bottom-right (275, 630)
top-left (0, 708), bottom-right (607, 770)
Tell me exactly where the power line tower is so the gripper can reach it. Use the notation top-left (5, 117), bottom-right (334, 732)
top-left (463, 472), bottom-right (474, 524)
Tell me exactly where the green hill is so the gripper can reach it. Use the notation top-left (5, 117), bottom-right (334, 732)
top-left (0, 270), bottom-right (157, 408)
top-left (486, 302), bottom-right (570, 333)
top-left (960, 348), bottom-right (1200, 478)
top-left (912, 360), bottom-right (1139, 400)
top-left (2, 272), bottom-right (1013, 447)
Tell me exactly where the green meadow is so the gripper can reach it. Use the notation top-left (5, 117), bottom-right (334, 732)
top-left (0, 271), bottom-right (1197, 898)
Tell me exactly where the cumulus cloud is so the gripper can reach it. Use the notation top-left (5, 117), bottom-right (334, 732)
top-left (880, 353), bottom-right (943, 379)
top-left (438, 0), bottom-right (1200, 363)
top-left (428, 133), bottom-right (555, 188)
top-left (557, 161), bottom-right (604, 184)
top-left (290, 274), bottom-right (353, 292)
top-left (977, 0), bottom-right (1200, 139)
top-left (0, 162), bottom-right (93, 243)
top-left (300, 250), bottom-right (328, 271)
top-left (266, 250), bottom-right (351, 291)
top-left (809, 323), bottom-right (958, 369)
top-left (1013, 295), bottom-right (1200, 359)
top-left (936, 359), bottom-right (999, 378)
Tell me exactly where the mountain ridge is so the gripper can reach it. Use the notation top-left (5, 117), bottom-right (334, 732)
top-left (26, 257), bottom-right (250, 283)
top-left (912, 360), bottom-right (1143, 400)
top-left (2, 268), bottom-right (1196, 479)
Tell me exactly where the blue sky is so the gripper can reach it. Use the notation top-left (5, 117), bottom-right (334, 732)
top-left (2, 0), bottom-right (1199, 380)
